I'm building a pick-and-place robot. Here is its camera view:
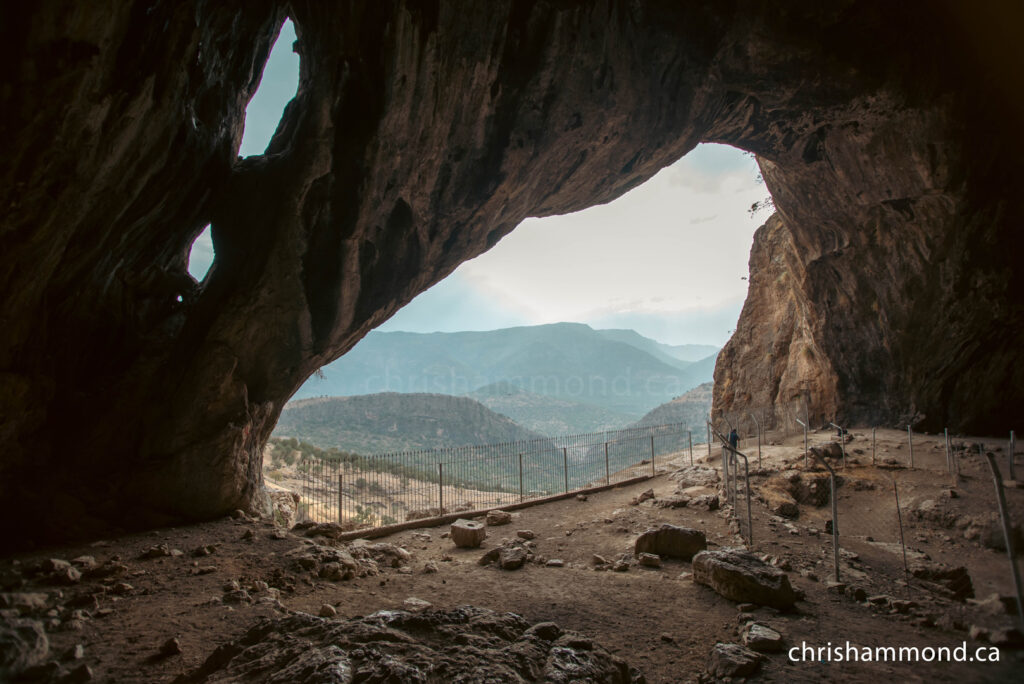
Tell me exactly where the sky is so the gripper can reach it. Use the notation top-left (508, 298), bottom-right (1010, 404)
top-left (189, 19), bottom-right (770, 347)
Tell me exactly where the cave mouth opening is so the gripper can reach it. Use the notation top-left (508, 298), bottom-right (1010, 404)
top-left (361, 142), bottom-right (769, 351)
top-left (291, 143), bottom-right (775, 436)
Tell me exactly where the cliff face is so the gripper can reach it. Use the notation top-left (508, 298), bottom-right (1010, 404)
top-left (2, 1), bottom-right (1022, 543)
top-left (713, 215), bottom-right (837, 429)
top-left (716, 92), bottom-right (1024, 432)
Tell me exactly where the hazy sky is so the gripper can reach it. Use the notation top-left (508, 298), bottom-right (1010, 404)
top-left (189, 19), bottom-right (770, 347)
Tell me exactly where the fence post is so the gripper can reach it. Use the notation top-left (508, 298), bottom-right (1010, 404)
top-left (907, 425), bottom-right (914, 468)
top-left (342, 466), bottom-right (350, 528)
top-left (563, 447), bottom-right (568, 493)
top-left (688, 431), bottom-right (693, 466)
top-left (796, 418), bottom-right (808, 468)
top-left (814, 451), bottom-right (840, 582)
top-left (721, 447), bottom-right (731, 505)
top-left (518, 454), bottom-right (524, 502)
top-left (829, 422), bottom-right (847, 468)
top-left (750, 412), bottom-right (762, 469)
top-left (1010, 430), bottom-right (1017, 481)
top-left (738, 449), bottom-right (751, 545)
top-left (707, 421), bottom-right (712, 458)
top-left (893, 479), bottom-right (911, 598)
top-left (438, 462), bottom-right (444, 512)
top-left (872, 427), bottom-right (877, 465)
top-left (944, 428), bottom-right (951, 475)
top-left (605, 442), bottom-right (610, 484)
top-left (650, 435), bottom-right (655, 476)
top-left (983, 453), bottom-right (1024, 630)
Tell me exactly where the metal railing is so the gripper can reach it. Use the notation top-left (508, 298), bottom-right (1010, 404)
top-left (293, 423), bottom-right (696, 528)
top-left (711, 425), bottom-right (753, 545)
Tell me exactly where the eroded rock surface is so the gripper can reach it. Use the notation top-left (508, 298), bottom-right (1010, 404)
top-left (3, 2), bottom-right (1023, 543)
top-left (692, 549), bottom-right (799, 610)
top-left (175, 608), bottom-right (644, 683)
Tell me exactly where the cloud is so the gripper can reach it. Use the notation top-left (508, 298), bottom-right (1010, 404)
top-left (583, 299), bottom-right (746, 346)
top-left (377, 271), bottom-right (534, 333)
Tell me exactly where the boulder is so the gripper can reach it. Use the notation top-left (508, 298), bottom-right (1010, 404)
top-left (809, 443), bottom-right (844, 462)
top-left (692, 549), bottom-right (799, 610)
top-left (657, 485), bottom-right (720, 511)
top-left (690, 494), bottom-right (720, 511)
top-left (740, 623), bottom-right (784, 653)
top-left (759, 480), bottom-right (799, 518)
top-left (634, 524), bottom-right (707, 560)
top-left (486, 510), bottom-right (512, 526)
top-left (0, 594), bottom-right (49, 616)
top-left (0, 618), bottom-right (49, 679)
top-left (669, 466), bottom-right (720, 488)
top-left (267, 490), bottom-right (301, 529)
top-left (637, 553), bottom-right (662, 568)
top-left (402, 597), bottom-right (432, 612)
top-left (790, 472), bottom-right (835, 507)
top-left (499, 546), bottom-right (528, 571)
top-left (911, 563), bottom-right (974, 601)
top-left (708, 642), bottom-right (762, 679)
top-left (631, 489), bottom-right (655, 505)
top-left (450, 519), bottom-right (486, 548)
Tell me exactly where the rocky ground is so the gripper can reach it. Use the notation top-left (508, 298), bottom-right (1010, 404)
top-left (2, 428), bottom-right (1022, 682)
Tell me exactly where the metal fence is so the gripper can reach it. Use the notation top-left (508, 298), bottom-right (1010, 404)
top-left (722, 421), bottom-right (1023, 630)
top-left (296, 423), bottom-right (696, 528)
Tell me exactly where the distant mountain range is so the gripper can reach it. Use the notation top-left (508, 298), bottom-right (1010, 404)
top-left (468, 381), bottom-right (637, 435)
top-left (629, 382), bottom-right (714, 435)
top-left (275, 393), bottom-right (545, 454)
top-left (293, 323), bottom-right (719, 432)
top-left (593, 329), bottom-right (719, 366)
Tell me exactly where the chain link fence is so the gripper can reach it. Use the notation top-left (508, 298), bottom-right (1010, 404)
top-left (293, 423), bottom-right (697, 529)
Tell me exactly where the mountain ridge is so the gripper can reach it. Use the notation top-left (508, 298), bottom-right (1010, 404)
top-left (294, 323), bottom-right (718, 427)
top-left (274, 392), bottom-right (546, 454)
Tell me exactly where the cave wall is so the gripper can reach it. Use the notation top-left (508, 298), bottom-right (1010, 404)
top-left (714, 83), bottom-right (1024, 433)
top-left (1, 0), bottom-right (1021, 544)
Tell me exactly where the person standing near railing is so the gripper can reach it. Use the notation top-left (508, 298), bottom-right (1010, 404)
top-left (728, 429), bottom-right (739, 450)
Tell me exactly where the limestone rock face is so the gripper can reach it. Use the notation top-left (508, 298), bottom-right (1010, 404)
top-left (2, 1), bottom-right (1023, 543)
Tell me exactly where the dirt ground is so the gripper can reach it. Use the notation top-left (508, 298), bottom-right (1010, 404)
top-left (3, 428), bottom-right (1023, 682)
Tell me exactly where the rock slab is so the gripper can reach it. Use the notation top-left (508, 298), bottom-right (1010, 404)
top-left (486, 510), bottom-right (512, 526)
top-left (741, 623), bottom-right (784, 653)
top-left (175, 608), bottom-right (644, 683)
top-left (634, 524), bottom-right (707, 560)
top-left (692, 549), bottom-right (798, 610)
top-left (708, 642), bottom-right (763, 678)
